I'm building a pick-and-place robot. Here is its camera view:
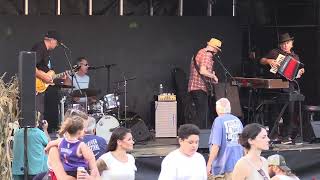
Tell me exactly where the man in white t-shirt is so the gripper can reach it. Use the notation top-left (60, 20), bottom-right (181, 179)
top-left (64, 57), bottom-right (94, 104)
top-left (65, 57), bottom-right (90, 90)
top-left (158, 124), bottom-right (207, 180)
top-left (268, 154), bottom-right (300, 180)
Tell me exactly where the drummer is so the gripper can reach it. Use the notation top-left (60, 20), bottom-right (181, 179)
top-left (64, 57), bottom-right (97, 103)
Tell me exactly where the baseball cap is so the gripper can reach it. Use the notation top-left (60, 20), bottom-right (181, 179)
top-left (45, 30), bottom-right (62, 42)
top-left (267, 154), bottom-right (291, 172)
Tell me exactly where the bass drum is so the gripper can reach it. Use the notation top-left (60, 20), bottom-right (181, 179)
top-left (96, 115), bottom-right (120, 142)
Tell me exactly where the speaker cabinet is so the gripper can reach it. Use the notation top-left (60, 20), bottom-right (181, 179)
top-left (311, 121), bottom-right (320, 138)
top-left (199, 129), bottom-right (211, 149)
top-left (18, 51), bottom-right (36, 127)
top-left (126, 117), bottom-right (150, 142)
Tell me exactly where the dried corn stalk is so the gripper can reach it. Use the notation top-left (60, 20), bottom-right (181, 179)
top-left (0, 73), bottom-right (19, 180)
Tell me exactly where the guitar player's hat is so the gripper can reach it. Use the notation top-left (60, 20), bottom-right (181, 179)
top-left (279, 33), bottom-right (294, 44)
top-left (45, 30), bottom-right (62, 43)
top-left (207, 38), bottom-right (222, 51)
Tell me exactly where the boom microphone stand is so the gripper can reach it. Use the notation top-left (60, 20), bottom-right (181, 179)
top-left (212, 53), bottom-right (235, 97)
top-left (61, 44), bottom-right (85, 116)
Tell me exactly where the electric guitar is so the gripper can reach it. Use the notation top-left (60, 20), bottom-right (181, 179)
top-left (36, 65), bottom-right (80, 94)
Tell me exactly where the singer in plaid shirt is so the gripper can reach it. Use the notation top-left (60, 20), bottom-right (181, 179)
top-left (187, 38), bottom-right (222, 128)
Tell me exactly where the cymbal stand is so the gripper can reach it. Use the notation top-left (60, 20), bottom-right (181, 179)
top-left (124, 74), bottom-right (127, 127)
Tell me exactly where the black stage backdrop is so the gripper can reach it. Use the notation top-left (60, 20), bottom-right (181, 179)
top-left (0, 16), bottom-right (242, 129)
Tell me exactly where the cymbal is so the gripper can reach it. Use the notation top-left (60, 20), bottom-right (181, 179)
top-left (113, 76), bottom-right (137, 84)
top-left (71, 88), bottom-right (101, 97)
top-left (53, 84), bottom-right (75, 89)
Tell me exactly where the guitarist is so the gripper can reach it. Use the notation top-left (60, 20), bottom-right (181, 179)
top-left (32, 30), bottom-right (62, 120)
top-left (188, 38), bottom-right (221, 129)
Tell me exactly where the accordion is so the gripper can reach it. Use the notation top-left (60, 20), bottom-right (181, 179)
top-left (270, 54), bottom-right (302, 81)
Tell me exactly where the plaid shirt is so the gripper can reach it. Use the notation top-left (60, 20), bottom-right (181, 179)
top-left (188, 48), bottom-right (214, 93)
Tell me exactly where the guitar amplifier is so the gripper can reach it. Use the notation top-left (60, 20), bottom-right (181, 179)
top-left (155, 101), bottom-right (177, 137)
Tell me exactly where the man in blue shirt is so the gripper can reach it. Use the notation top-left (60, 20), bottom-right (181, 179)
top-left (82, 116), bottom-right (107, 159)
top-left (12, 120), bottom-right (50, 180)
top-left (207, 98), bottom-right (244, 180)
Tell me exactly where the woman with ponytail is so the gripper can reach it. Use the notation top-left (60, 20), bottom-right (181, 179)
top-left (232, 123), bottom-right (271, 180)
top-left (45, 115), bottom-right (99, 178)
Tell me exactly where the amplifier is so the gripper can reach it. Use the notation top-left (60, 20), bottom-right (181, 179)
top-left (155, 101), bottom-right (177, 137)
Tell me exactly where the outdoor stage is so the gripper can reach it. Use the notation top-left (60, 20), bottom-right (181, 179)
top-left (132, 138), bottom-right (320, 180)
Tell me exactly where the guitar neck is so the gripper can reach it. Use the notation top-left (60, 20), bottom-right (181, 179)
top-left (53, 70), bottom-right (70, 80)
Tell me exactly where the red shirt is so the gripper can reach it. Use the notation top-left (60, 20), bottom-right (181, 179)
top-left (188, 48), bottom-right (214, 92)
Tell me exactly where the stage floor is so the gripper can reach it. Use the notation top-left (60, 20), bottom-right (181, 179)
top-left (132, 137), bottom-right (320, 157)
top-left (133, 138), bottom-right (320, 180)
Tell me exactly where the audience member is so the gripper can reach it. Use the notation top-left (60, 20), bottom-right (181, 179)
top-left (232, 123), bottom-right (270, 180)
top-left (12, 120), bottom-right (50, 180)
top-left (207, 98), bottom-right (244, 180)
top-left (45, 115), bottom-right (98, 178)
top-left (96, 127), bottom-right (136, 180)
top-left (158, 124), bottom-right (207, 180)
top-left (83, 116), bottom-right (107, 159)
top-left (268, 154), bottom-right (300, 180)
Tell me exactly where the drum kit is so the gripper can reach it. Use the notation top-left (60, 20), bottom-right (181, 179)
top-left (57, 76), bottom-right (136, 142)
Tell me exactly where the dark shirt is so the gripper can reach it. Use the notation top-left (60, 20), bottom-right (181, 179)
top-left (82, 134), bottom-right (107, 159)
top-left (261, 48), bottom-right (300, 79)
top-left (31, 41), bottom-right (51, 72)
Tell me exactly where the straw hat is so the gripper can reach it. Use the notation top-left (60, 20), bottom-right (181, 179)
top-left (207, 38), bottom-right (222, 51)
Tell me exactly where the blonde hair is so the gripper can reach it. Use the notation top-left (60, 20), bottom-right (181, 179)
top-left (64, 108), bottom-right (88, 120)
top-left (58, 115), bottom-right (85, 136)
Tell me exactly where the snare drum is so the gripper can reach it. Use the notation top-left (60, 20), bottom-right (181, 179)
top-left (103, 94), bottom-right (119, 111)
top-left (67, 104), bottom-right (85, 112)
top-left (95, 115), bottom-right (120, 142)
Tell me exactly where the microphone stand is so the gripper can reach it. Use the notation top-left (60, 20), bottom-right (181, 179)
top-left (61, 45), bottom-right (85, 113)
top-left (213, 54), bottom-right (235, 97)
top-left (106, 64), bottom-right (116, 93)
top-left (88, 64), bottom-right (116, 93)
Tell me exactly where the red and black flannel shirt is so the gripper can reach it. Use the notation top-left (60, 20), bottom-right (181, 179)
top-left (188, 48), bottom-right (214, 93)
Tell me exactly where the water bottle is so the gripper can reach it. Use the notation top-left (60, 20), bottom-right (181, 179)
top-left (159, 84), bottom-right (163, 94)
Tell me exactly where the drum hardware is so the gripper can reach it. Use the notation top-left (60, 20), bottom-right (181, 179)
top-left (88, 100), bottom-right (104, 114)
top-left (59, 96), bottom-right (67, 124)
top-left (113, 75), bottom-right (136, 127)
top-left (70, 88), bottom-right (101, 97)
top-left (103, 93), bottom-right (120, 111)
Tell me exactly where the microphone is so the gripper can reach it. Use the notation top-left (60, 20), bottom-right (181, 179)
top-left (88, 64), bottom-right (117, 70)
top-left (88, 66), bottom-right (97, 70)
top-left (206, 50), bottom-right (221, 59)
top-left (299, 62), bottom-right (305, 67)
top-left (60, 42), bottom-right (68, 49)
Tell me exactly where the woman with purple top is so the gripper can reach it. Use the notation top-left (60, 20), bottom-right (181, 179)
top-left (45, 115), bottom-right (99, 178)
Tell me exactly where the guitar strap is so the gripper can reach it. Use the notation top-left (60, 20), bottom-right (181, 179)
top-left (192, 55), bottom-right (214, 96)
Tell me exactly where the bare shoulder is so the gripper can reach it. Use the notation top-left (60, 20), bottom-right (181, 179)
top-left (270, 176), bottom-right (280, 180)
top-left (232, 158), bottom-right (251, 179)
